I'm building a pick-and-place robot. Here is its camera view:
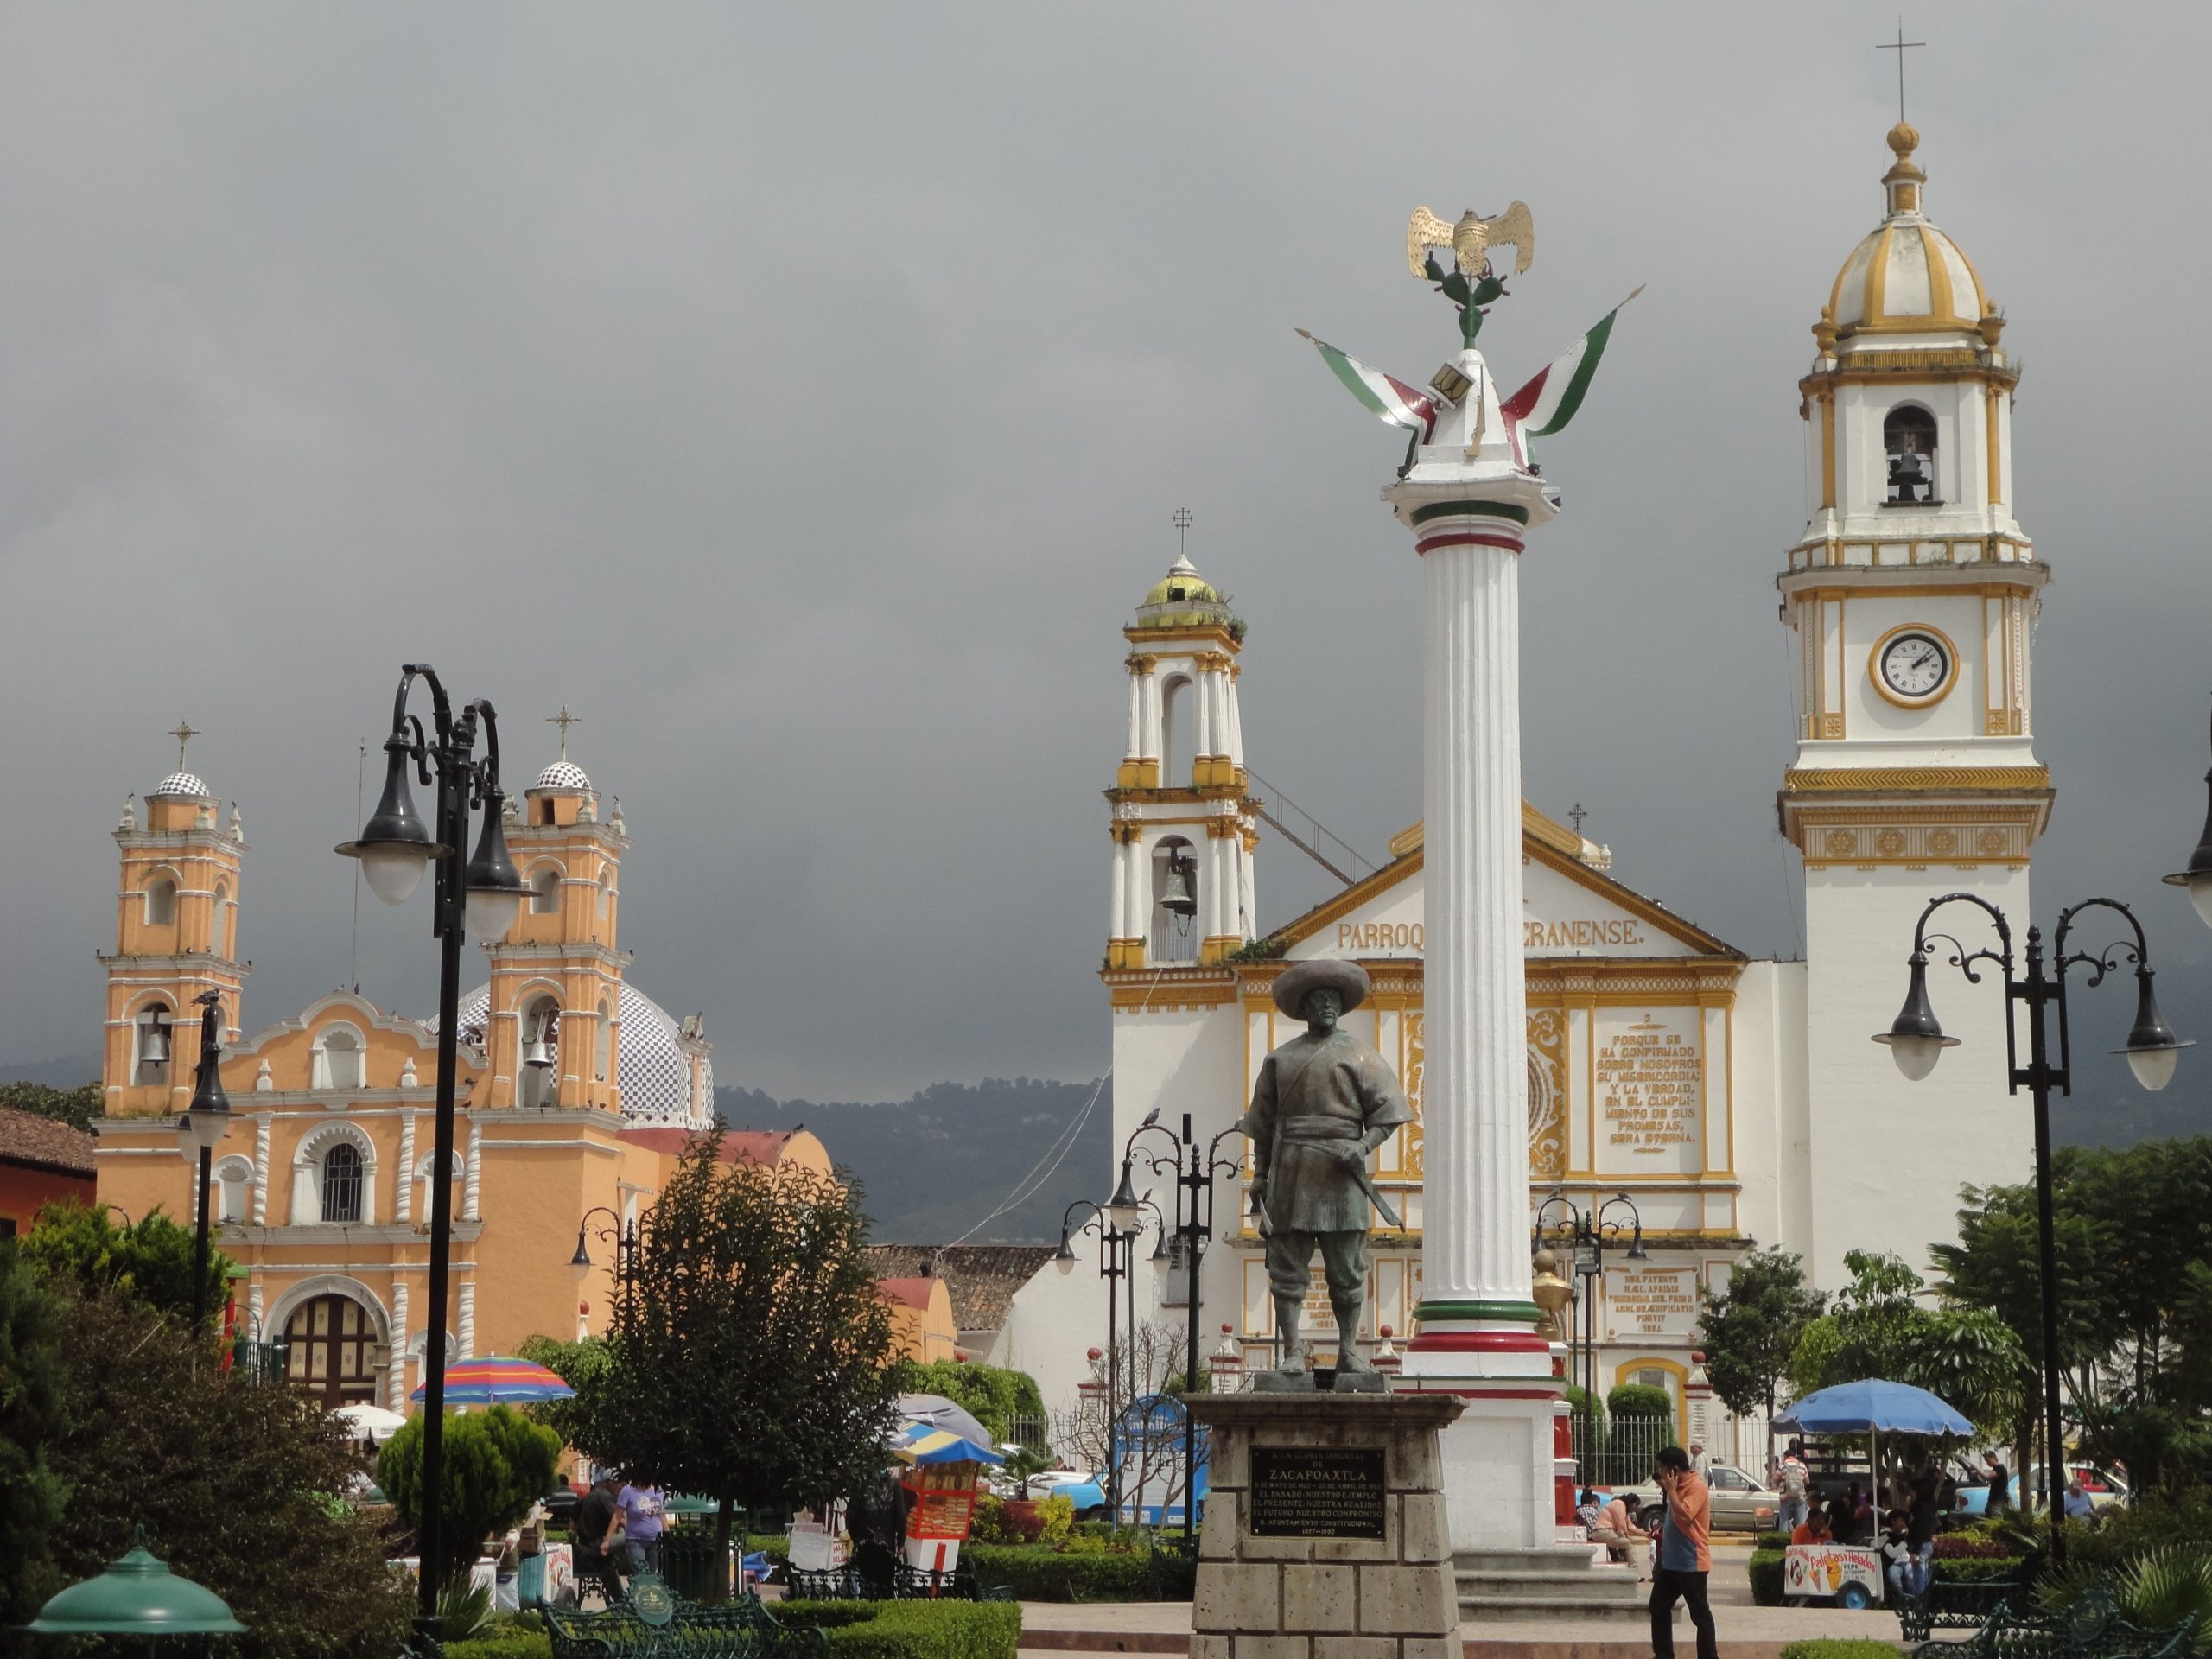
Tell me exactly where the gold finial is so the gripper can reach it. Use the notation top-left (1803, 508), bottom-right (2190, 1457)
top-left (166, 721), bottom-right (202, 771)
top-left (1887, 120), bottom-right (1921, 159)
top-left (546, 705), bottom-right (582, 760)
top-left (1813, 305), bottom-right (1840, 355)
top-left (1978, 309), bottom-right (2006, 347)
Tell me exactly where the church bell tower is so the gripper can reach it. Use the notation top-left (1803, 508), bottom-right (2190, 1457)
top-left (1105, 551), bottom-right (1259, 969)
top-left (1779, 124), bottom-right (2045, 1283)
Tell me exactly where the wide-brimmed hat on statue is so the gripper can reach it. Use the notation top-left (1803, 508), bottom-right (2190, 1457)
top-left (1271, 959), bottom-right (1371, 1020)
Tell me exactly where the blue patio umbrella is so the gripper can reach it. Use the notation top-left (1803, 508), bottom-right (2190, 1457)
top-left (1772, 1378), bottom-right (1973, 1496)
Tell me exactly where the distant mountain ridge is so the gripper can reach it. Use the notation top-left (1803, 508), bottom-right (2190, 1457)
top-left (715, 1077), bottom-right (1112, 1245)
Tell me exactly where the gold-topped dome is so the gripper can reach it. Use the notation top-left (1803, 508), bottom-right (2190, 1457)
top-left (1134, 553), bottom-right (1236, 631)
top-left (1821, 124), bottom-right (1993, 343)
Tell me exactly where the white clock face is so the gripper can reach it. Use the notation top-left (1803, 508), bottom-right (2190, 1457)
top-left (1879, 632), bottom-right (1950, 699)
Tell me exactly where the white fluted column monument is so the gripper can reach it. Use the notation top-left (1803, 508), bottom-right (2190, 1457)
top-left (1382, 348), bottom-right (1563, 1554)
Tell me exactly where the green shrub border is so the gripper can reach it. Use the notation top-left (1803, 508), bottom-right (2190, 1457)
top-left (1778, 1643), bottom-right (1904, 1659)
top-left (1749, 1550), bottom-right (1785, 1607)
top-left (959, 1542), bottom-right (1161, 1602)
top-left (448, 1599), bottom-right (1021, 1659)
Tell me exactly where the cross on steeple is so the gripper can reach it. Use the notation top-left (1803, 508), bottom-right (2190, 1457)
top-left (1568, 803), bottom-right (1587, 837)
top-left (1173, 506), bottom-right (1193, 560)
top-left (1877, 19), bottom-right (1925, 124)
top-left (546, 706), bottom-right (582, 760)
top-left (167, 721), bottom-right (202, 771)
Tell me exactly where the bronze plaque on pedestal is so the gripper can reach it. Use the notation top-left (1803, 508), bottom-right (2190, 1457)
top-left (1249, 1446), bottom-right (1388, 1539)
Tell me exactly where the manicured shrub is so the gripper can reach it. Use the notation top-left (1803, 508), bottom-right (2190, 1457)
top-left (1933, 1556), bottom-right (2029, 1584)
top-left (778, 1599), bottom-right (1021, 1659)
top-left (1778, 1643), bottom-right (1903, 1659)
top-left (1750, 1549), bottom-right (1786, 1606)
top-left (1755, 1529), bottom-right (1791, 1550)
top-left (960, 1542), bottom-right (1157, 1601)
top-left (447, 1636), bottom-right (551, 1659)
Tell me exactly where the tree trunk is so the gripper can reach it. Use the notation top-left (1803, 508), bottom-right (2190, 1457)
top-left (713, 1494), bottom-right (734, 1605)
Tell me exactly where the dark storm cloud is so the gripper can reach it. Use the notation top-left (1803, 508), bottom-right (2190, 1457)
top-left (3, 4), bottom-right (2204, 1109)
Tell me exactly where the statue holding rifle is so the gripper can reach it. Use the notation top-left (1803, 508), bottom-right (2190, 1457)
top-left (1244, 959), bottom-right (1412, 1392)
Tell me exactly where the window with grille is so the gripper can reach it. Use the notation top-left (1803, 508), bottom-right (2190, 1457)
top-left (322, 1142), bottom-right (365, 1224)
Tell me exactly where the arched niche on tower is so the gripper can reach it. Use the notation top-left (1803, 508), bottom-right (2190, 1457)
top-left (518, 991), bottom-right (563, 1109)
top-left (1150, 836), bottom-right (1200, 966)
top-left (291, 1121), bottom-right (378, 1226)
top-left (310, 1022), bottom-right (369, 1093)
top-left (141, 869), bottom-right (180, 929)
top-left (1160, 674), bottom-right (1197, 785)
top-left (130, 996), bottom-right (176, 1087)
top-left (1883, 403), bottom-right (1941, 506)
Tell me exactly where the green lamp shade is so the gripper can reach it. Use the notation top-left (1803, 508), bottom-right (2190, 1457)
top-left (26, 1533), bottom-right (245, 1636)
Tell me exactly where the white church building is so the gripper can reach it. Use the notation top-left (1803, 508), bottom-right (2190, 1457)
top-left (988, 121), bottom-right (2044, 1463)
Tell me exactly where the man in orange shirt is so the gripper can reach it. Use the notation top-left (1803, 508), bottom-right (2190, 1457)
top-left (1651, 1446), bottom-right (1719, 1659)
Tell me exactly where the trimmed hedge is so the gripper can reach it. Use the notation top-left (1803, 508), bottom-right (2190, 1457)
top-left (1779, 1643), bottom-right (1903, 1659)
top-left (958, 1543), bottom-right (1155, 1602)
top-left (1933, 1556), bottom-right (2028, 1584)
top-left (1750, 1549), bottom-right (1786, 1606)
top-left (777, 1599), bottom-right (1020, 1659)
top-left (448, 1637), bottom-right (550, 1659)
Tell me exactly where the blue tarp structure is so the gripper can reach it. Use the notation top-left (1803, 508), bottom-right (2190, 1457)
top-left (1109, 1393), bottom-right (1211, 1525)
top-left (1772, 1378), bottom-right (1974, 1495)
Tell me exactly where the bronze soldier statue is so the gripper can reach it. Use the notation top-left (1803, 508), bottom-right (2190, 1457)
top-left (1243, 959), bottom-right (1412, 1391)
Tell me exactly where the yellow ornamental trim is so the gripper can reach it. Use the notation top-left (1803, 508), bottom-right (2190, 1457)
top-left (1783, 765), bottom-right (2050, 792)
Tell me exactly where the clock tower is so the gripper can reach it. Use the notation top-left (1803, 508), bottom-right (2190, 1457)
top-left (1778, 123), bottom-right (2046, 1284)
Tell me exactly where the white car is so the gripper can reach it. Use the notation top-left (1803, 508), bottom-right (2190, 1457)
top-left (1603, 1463), bottom-right (1781, 1532)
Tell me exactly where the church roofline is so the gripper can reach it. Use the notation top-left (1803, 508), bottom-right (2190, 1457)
top-left (1271, 815), bottom-right (1744, 960)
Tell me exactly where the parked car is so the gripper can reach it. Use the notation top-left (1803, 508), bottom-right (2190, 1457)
top-left (1602, 1463), bottom-right (1780, 1533)
top-left (2022, 1463), bottom-right (2130, 1512)
top-left (1020, 1469), bottom-right (1109, 1521)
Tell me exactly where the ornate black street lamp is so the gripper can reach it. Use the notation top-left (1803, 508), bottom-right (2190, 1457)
top-left (1055, 1196), bottom-right (1147, 1522)
top-left (1534, 1188), bottom-right (1644, 1475)
top-left (570, 1205), bottom-right (639, 1293)
top-left (335, 664), bottom-right (527, 1639)
top-left (1128, 1112), bottom-right (1244, 1538)
top-left (1873, 893), bottom-right (2187, 1556)
top-left (177, 989), bottom-right (232, 1332)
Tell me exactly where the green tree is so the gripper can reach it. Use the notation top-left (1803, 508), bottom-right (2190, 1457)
top-left (21, 1200), bottom-right (232, 1321)
top-left (378, 1406), bottom-right (562, 1589)
top-left (892, 1358), bottom-right (1045, 1442)
top-left (517, 1332), bottom-right (613, 1455)
top-left (570, 1129), bottom-right (901, 1599)
top-left (31, 1285), bottom-right (410, 1659)
top-left (0, 1245), bottom-right (69, 1623)
top-left (0, 1080), bottom-right (100, 1133)
top-left (1696, 1247), bottom-right (1825, 1464)
top-left (1607, 1382), bottom-right (1675, 1421)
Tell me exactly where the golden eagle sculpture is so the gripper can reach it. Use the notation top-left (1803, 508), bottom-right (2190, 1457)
top-left (1406, 203), bottom-right (1535, 279)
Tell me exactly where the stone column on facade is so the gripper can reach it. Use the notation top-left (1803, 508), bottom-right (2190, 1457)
top-left (1124, 663), bottom-right (1144, 760)
top-left (458, 1281), bottom-right (476, 1361)
top-left (1125, 832), bottom-right (1147, 944)
top-left (1225, 664), bottom-right (1246, 770)
top-left (395, 1110), bottom-right (417, 1225)
top-left (248, 1281), bottom-right (264, 1341)
top-left (1140, 666), bottom-right (1161, 764)
top-left (251, 1115), bottom-right (271, 1225)
top-left (463, 1121), bottom-right (483, 1223)
top-left (390, 1279), bottom-right (411, 1412)
top-left (1192, 663), bottom-right (1215, 779)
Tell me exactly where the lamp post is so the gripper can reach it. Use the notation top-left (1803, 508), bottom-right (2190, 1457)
top-left (1533, 1188), bottom-right (1644, 1476)
top-left (1055, 1198), bottom-right (1142, 1522)
top-left (335, 664), bottom-right (528, 1637)
top-left (570, 1206), bottom-right (639, 1298)
top-left (177, 988), bottom-right (232, 1332)
top-left (1128, 1112), bottom-right (1243, 1538)
top-left (1873, 892), bottom-right (2188, 1559)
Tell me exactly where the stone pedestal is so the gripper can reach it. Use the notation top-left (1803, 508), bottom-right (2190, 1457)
top-left (1186, 1392), bottom-right (1464, 1659)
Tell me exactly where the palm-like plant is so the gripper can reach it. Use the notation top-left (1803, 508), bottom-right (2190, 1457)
top-left (2037, 1545), bottom-right (2212, 1651)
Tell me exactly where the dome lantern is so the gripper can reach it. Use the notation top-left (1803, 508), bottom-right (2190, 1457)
top-left (1824, 122), bottom-right (1992, 345)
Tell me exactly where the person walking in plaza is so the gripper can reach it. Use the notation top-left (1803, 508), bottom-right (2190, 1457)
top-left (1983, 1451), bottom-right (2011, 1511)
top-left (1649, 1446), bottom-right (1719, 1659)
top-left (572, 1472), bottom-right (626, 1606)
top-left (1776, 1448), bottom-right (1809, 1533)
top-left (616, 1477), bottom-right (666, 1578)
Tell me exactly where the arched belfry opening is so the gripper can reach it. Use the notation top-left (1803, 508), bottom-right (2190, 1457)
top-left (1150, 837), bottom-right (1200, 965)
top-left (1884, 404), bottom-right (1940, 505)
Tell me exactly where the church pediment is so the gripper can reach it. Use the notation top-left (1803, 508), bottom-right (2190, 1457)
top-left (1274, 815), bottom-right (1739, 963)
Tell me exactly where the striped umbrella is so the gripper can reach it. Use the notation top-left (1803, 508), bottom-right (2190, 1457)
top-left (409, 1356), bottom-right (575, 1408)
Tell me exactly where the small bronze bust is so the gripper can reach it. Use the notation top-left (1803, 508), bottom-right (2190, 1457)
top-left (1243, 960), bottom-right (1411, 1391)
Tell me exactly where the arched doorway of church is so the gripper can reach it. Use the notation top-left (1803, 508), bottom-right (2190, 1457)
top-left (284, 1293), bottom-right (381, 1409)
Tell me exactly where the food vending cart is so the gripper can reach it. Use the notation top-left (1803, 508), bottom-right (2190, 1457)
top-left (892, 1425), bottom-right (1004, 1583)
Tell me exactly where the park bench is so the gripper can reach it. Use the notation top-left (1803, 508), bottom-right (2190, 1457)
top-left (541, 1574), bottom-right (827, 1659)
top-left (1908, 1583), bottom-right (2196, 1659)
top-left (1893, 1573), bottom-right (2025, 1643)
top-left (780, 1560), bottom-right (1012, 1601)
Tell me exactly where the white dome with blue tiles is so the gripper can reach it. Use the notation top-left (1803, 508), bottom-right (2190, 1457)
top-left (151, 772), bottom-right (213, 798)
top-left (533, 760), bottom-right (593, 792)
top-left (452, 980), bottom-right (711, 1128)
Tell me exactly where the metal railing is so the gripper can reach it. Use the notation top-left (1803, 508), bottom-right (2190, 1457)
top-left (1003, 1413), bottom-right (1050, 1456)
top-left (1569, 1412), bottom-right (1675, 1487)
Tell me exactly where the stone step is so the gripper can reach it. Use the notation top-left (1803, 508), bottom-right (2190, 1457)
top-left (1457, 1593), bottom-right (1662, 1623)
top-left (1454, 1546), bottom-right (1615, 1573)
top-left (1456, 1571), bottom-right (1646, 1604)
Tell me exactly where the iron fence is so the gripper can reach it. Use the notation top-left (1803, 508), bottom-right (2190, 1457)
top-left (1003, 1412), bottom-right (1050, 1456)
top-left (1568, 1411), bottom-right (1675, 1488)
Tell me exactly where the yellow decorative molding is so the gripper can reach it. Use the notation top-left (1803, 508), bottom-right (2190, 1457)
top-left (1783, 766), bottom-right (2050, 793)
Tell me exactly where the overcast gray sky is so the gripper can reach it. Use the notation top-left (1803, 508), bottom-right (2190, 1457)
top-left (3, 3), bottom-right (2207, 1109)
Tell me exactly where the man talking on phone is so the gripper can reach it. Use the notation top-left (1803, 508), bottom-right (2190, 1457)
top-left (1650, 1446), bottom-right (1719, 1659)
